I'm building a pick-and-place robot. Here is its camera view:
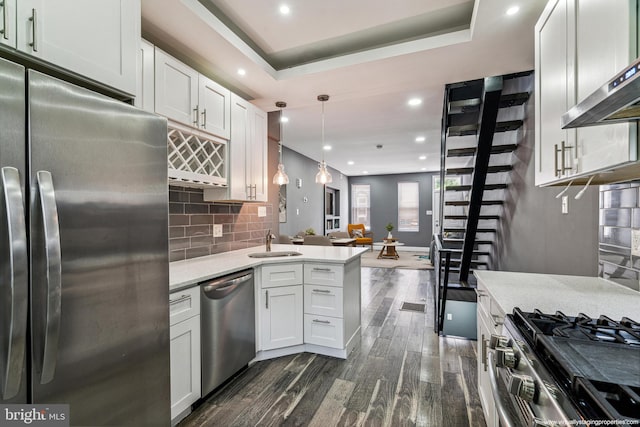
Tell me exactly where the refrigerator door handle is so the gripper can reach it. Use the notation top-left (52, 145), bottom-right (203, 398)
top-left (36, 171), bottom-right (62, 384)
top-left (1, 167), bottom-right (28, 400)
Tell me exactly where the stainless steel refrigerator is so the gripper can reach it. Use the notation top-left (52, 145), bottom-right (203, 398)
top-left (0, 57), bottom-right (170, 425)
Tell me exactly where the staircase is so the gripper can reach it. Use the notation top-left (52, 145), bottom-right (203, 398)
top-left (434, 71), bottom-right (533, 334)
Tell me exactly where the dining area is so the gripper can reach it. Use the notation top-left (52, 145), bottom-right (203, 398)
top-left (278, 224), bottom-right (374, 249)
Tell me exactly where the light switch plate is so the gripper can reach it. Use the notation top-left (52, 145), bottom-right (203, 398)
top-left (561, 195), bottom-right (569, 214)
top-left (258, 206), bottom-right (267, 217)
top-left (213, 224), bottom-right (223, 237)
top-left (632, 229), bottom-right (640, 257)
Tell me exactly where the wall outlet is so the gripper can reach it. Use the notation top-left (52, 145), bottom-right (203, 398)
top-left (258, 206), bottom-right (267, 217)
top-left (632, 229), bottom-right (640, 257)
top-left (561, 195), bottom-right (569, 214)
top-left (213, 224), bottom-right (223, 237)
top-left (446, 313), bottom-right (453, 321)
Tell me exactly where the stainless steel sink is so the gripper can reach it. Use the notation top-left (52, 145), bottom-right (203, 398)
top-left (248, 251), bottom-right (302, 258)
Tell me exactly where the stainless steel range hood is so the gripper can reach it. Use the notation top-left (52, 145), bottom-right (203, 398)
top-left (562, 56), bottom-right (640, 129)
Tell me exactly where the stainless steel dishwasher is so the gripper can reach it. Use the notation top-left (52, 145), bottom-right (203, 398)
top-left (200, 268), bottom-right (255, 396)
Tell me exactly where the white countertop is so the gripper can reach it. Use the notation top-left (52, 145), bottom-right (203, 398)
top-left (474, 270), bottom-right (640, 320)
top-left (170, 244), bottom-right (369, 292)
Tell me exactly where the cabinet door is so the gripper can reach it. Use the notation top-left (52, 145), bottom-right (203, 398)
top-left (249, 106), bottom-right (268, 201)
top-left (535, 0), bottom-right (576, 185)
top-left (16, 0), bottom-right (138, 95)
top-left (199, 74), bottom-right (231, 139)
top-left (155, 48), bottom-right (199, 127)
top-left (229, 94), bottom-right (250, 200)
top-left (0, 0), bottom-right (16, 48)
top-left (170, 315), bottom-right (201, 421)
top-left (574, 0), bottom-right (638, 175)
top-left (134, 39), bottom-right (154, 112)
top-left (260, 285), bottom-right (303, 351)
top-left (476, 312), bottom-right (497, 427)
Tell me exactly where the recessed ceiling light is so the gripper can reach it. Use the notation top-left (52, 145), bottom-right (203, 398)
top-left (280, 116), bottom-right (289, 123)
top-left (347, 161), bottom-right (354, 165)
top-left (323, 145), bottom-right (332, 151)
top-left (408, 98), bottom-right (422, 107)
top-left (419, 155), bottom-right (427, 160)
top-left (506, 5), bottom-right (519, 15)
top-left (237, 68), bottom-right (246, 76)
top-left (421, 167), bottom-right (427, 171)
top-left (279, 4), bottom-right (290, 15)
top-left (362, 171), bottom-right (369, 174)
top-left (415, 136), bottom-right (426, 143)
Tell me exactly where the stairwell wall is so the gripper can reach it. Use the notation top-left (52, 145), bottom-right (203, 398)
top-left (493, 75), bottom-right (599, 275)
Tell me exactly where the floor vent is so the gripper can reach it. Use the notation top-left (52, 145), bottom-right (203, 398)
top-left (400, 302), bottom-right (426, 312)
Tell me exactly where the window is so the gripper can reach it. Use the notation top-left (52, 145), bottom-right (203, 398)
top-left (351, 184), bottom-right (370, 229)
top-left (398, 182), bottom-right (419, 232)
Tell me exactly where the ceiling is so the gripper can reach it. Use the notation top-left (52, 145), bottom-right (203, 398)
top-left (141, 0), bottom-right (548, 176)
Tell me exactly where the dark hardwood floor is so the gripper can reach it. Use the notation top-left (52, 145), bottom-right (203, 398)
top-left (180, 267), bottom-right (486, 427)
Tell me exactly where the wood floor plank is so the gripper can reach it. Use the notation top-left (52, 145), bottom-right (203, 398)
top-left (440, 337), bottom-right (461, 373)
top-left (369, 297), bottom-right (394, 327)
top-left (420, 354), bottom-right (442, 385)
top-left (308, 378), bottom-right (356, 427)
top-left (391, 350), bottom-right (422, 426)
top-left (459, 356), bottom-right (486, 427)
top-left (417, 381), bottom-right (443, 426)
top-left (344, 356), bottom-right (387, 412)
top-left (441, 372), bottom-right (470, 427)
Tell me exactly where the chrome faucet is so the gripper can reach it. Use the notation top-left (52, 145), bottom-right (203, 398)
top-left (265, 229), bottom-right (275, 252)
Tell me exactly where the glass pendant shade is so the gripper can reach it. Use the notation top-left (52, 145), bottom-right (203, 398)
top-left (315, 160), bottom-right (332, 184)
top-left (272, 101), bottom-right (290, 186)
top-left (273, 162), bottom-right (289, 185)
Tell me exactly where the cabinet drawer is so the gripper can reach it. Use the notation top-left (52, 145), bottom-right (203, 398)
top-left (304, 264), bottom-right (343, 287)
top-left (170, 286), bottom-right (200, 326)
top-left (304, 314), bottom-right (344, 349)
top-left (261, 264), bottom-right (303, 288)
top-left (304, 285), bottom-right (343, 318)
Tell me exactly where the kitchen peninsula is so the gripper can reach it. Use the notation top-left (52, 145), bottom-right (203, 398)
top-left (169, 244), bottom-right (368, 423)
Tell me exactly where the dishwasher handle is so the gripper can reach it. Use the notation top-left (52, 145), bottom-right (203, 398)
top-left (202, 271), bottom-right (253, 299)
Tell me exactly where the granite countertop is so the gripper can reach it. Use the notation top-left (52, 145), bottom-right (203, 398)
top-left (170, 244), bottom-right (369, 292)
top-left (474, 270), bottom-right (640, 320)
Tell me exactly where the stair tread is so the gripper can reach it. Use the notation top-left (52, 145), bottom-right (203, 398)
top-left (443, 228), bottom-right (497, 233)
top-left (447, 144), bottom-right (518, 157)
top-left (444, 200), bottom-right (504, 206)
top-left (446, 184), bottom-right (508, 191)
top-left (446, 165), bottom-right (513, 174)
top-left (447, 120), bottom-right (523, 137)
top-left (448, 249), bottom-right (491, 255)
top-left (444, 215), bottom-right (501, 220)
top-left (499, 92), bottom-right (530, 108)
top-left (443, 239), bottom-right (494, 245)
top-left (495, 120), bottom-right (523, 132)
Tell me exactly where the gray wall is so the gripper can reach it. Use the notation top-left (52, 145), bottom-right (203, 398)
top-left (278, 146), bottom-right (349, 237)
top-left (494, 83), bottom-right (599, 276)
top-left (348, 173), bottom-right (435, 248)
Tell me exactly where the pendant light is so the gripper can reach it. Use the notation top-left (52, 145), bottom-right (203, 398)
top-left (272, 101), bottom-right (290, 186)
top-left (315, 94), bottom-right (333, 184)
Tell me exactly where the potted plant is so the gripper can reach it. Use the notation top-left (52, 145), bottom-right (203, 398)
top-left (385, 222), bottom-right (394, 240)
top-left (305, 227), bottom-right (316, 236)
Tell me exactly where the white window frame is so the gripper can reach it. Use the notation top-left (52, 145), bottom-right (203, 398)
top-left (398, 181), bottom-right (419, 232)
top-left (351, 184), bottom-right (371, 229)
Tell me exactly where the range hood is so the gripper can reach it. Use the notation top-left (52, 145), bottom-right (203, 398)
top-left (562, 56), bottom-right (640, 128)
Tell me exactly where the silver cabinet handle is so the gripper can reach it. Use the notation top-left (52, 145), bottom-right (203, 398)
top-left (201, 109), bottom-right (207, 129)
top-left (265, 290), bottom-right (269, 309)
top-left (1, 167), bottom-right (28, 399)
top-left (29, 8), bottom-right (37, 52)
top-left (1, 1), bottom-right (8, 40)
top-left (312, 319), bottom-right (331, 324)
top-left (562, 141), bottom-right (574, 174)
top-left (481, 334), bottom-right (488, 372)
top-left (36, 171), bottom-right (62, 384)
top-left (491, 314), bottom-right (504, 327)
top-left (193, 105), bottom-right (199, 126)
top-left (312, 289), bottom-right (331, 294)
top-left (554, 143), bottom-right (562, 177)
top-left (312, 267), bottom-right (331, 272)
top-left (487, 351), bottom-right (516, 427)
top-left (169, 294), bottom-right (190, 305)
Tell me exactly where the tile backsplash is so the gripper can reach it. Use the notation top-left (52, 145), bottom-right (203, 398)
top-left (169, 186), bottom-right (275, 262)
top-left (599, 181), bottom-right (640, 291)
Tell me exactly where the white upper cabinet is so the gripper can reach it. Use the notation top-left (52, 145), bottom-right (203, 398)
top-left (199, 74), bottom-right (231, 139)
top-left (535, 0), bottom-right (638, 186)
top-left (134, 39), bottom-right (154, 112)
top-left (14, 0), bottom-right (139, 95)
top-left (0, 0), bottom-right (16, 48)
top-left (249, 106), bottom-right (268, 201)
top-left (154, 47), bottom-right (231, 140)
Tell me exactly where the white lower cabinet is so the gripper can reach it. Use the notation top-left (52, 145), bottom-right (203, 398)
top-left (304, 314), bottom-right (344, 349)
top-left (260, 285), bottom-right (303, 350)
top-left (476, 286), bottom-right (504, 427)
top-left (169, 287), bottom-right (201, 424)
